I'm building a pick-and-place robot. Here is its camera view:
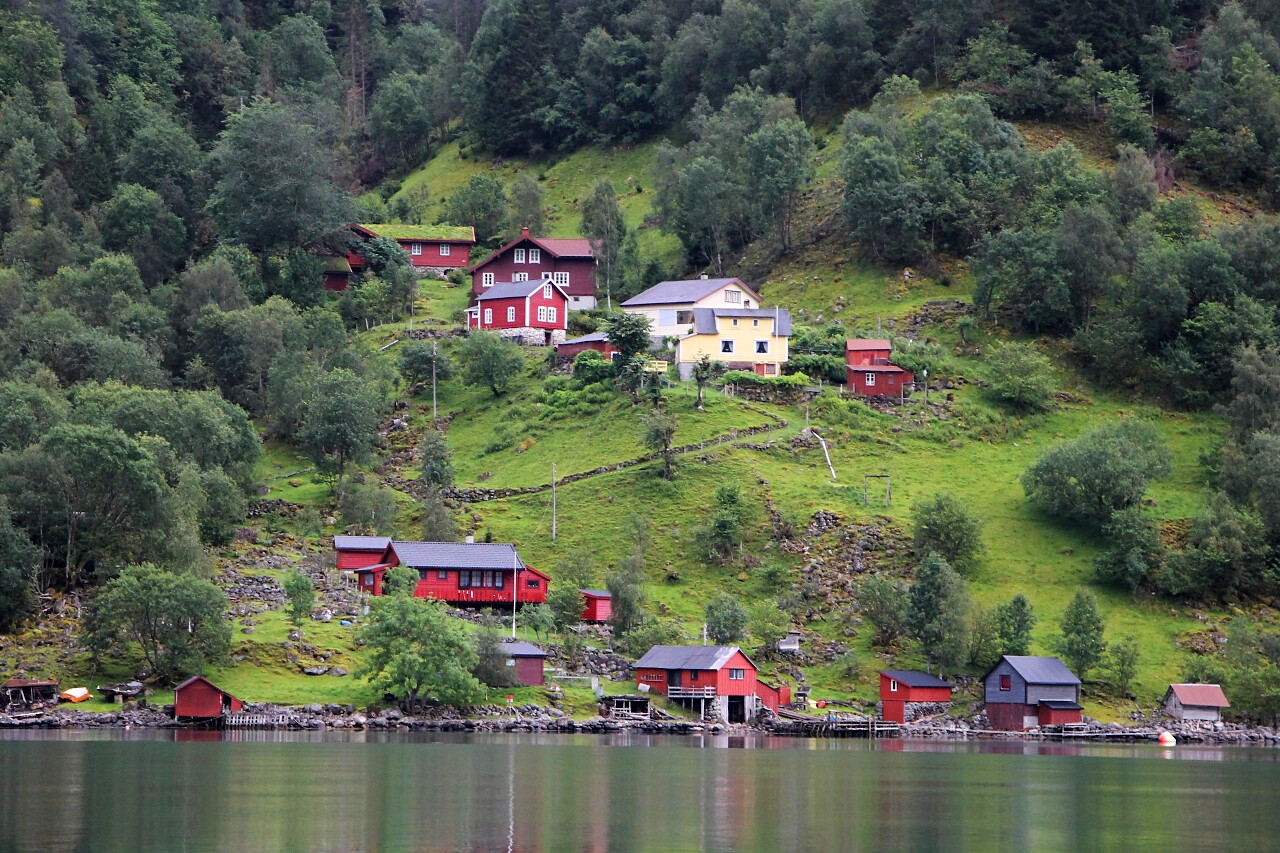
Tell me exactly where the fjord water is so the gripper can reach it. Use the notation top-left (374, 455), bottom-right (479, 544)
top-left (2, 731), bottom-right (1279, 852)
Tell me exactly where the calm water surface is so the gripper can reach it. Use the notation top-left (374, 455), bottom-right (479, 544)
top-left (2, 730), bottom-right (1279, 852)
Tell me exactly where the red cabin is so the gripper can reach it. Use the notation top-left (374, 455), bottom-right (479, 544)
top-left (350, 224), bottom-right (475, 273)
top-left (634, 645), bottom-right (790, 723)
top-left (846, 339), bottom-right (914, 397)
top-left (579, 589), bottom-right (612, 623)
top-left (355, 541), bottom-right (550, 607)
top-left (470, 228), bottom-right (597, 309)
top-left (879, 670), bottom-right (953, 723)
top-left (334, 536), bottom-right (392, 571)
top-left (557, 333), bottom-right (620, 364)
top-left (501, 639), bottom-right (548, 687)
top-left (173, 675), bottom-right (242, 720)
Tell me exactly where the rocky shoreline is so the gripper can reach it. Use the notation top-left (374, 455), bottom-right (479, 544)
top-left (3, 704), bottom-right (1280, 745)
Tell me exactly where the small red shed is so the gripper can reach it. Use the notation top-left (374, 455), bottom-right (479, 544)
top-left (500, 639), bottom-right (548, 687)
top-left (579, 589), bottom-right (612, 623)
top-left (846, 339), bottom-right (914, 397)
top-left (334, 536), bottom-right (393, 571)
top-left (173, 675), bottom-right (242, 720)
top-left (1037, 700), bottom-right (1084, 727)
top-left (879, 670), bottom-right (953, 723)
top-left (557, 332), bottom-right (620, 364)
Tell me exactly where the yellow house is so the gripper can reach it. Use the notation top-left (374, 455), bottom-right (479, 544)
top-left (620, 277), bottom-right (764, 339)
top-left (673, 308), bottom-right (791, 379)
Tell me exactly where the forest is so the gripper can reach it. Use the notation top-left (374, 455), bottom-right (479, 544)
top-left (3, 0), bottom-right (1280, 714)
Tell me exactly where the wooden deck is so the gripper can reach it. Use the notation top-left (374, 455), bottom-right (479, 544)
top-left (775, 710), bottom-right (902, 738)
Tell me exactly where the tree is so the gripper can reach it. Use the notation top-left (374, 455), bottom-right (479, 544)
top-left (85, 563), bottom-right (231, 683)
top-left (357, 594), bottom-right (484, 707)
top-left (642, 408), bottom-right (678, 480)
top-left (1107, 634), bottom-right (1140, 697)
top-left (299, 368), bottom-right (381, 497)
top-left (382, 565), bottom-right (419, 597)
top-left (996, 594), bottom-right (1037, 656)
top-left (419, 431), bottom-right (454, 488)
top-left (703, 481), bottom-right (748, 560)
top-left (983, 342), bottom-right (1055, 410)
top-left (442, 174), bottom-right (507, 244)
top-left (522, 602), bottom-right (555, 641)
top-left (967, 603), bottom-right (1002, 670)
top-left (398, 341), bottom-right (454, 388)
top-left (1093, 507), bottom-right (1163, 592)
top-left (1022, 420), bottom-right (1172, 526)
top-left (581, 179), bottom-right (626, 308)
top-left (0, 500), bottom-right (38, 632)
top-left (691, 355), bottom-right (725, 411)
top-left (459, 331), bottom-right (525, 396)
top-left (748, 599), bottom-right (791, 652)
top-left (1057, 588), bottom-right (1106, 679)
top-left (471, 614), bottom-right (516, 687)
top-left (606, 552), bottom-right (645, 636)
top-left (742, 117), bottom-right (815, 253)
top-left (508, 173), bottom-right (545, 236)
top-left (603, 312), bottom-right (653, 365)
top-left (705, 594), bottom-right (748, 644)
top-left (207, 100), bottom-right (353, 260)
top-left (911, 493), bottom-right (984, 575)
top-left (282, 570), bottom-right (315, 631)
top-left (420, 485), bottom-right (458, 542)
top-left (547, 585), bottom-right (586, 633)
top-left (858, 575), bottom-right (910, 648)
top-left (339, 483), bottom-right (399, 535)
top-left (907, 553), bottom-right (970, 670)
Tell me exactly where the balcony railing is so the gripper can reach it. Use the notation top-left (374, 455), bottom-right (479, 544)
top-left (666, 686), bottom-right (717, 699)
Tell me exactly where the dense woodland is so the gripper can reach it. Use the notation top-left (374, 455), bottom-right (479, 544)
top-left (5, 0), bottom-right (1280, 712)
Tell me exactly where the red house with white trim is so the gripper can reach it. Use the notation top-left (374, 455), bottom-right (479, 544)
top-left (173, 675), bottom-right (242, 721)
top-left (323, 224), bottom-right (476, 290)
top-left (355, 540), bottom-right (550, 607)
top-left (465, 279), bottom-right (570, 346)
top-left (470, 228), bottom-right (597, 308)
top-left (634, 645), bottom-right (790, 723)
top-left (334, 536), bottom-right (392, 571)
top-left (846, 339), bottom-right (914, 397)
top-left (879, 670), bottom-right (952, 723)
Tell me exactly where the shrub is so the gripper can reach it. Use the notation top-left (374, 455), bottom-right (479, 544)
top-left (983, 341), bottom-right (1055, 410)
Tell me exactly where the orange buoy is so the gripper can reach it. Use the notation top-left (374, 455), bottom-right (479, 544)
top-left (1158, 731), bottom-right (1176, 746)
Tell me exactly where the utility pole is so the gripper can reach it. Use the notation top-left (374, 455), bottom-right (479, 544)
top-left (431, 339), bottom-right (438, 424)
top-left (551, 463), bottom-right (557, 540)
top-left (511, 548), bottom-right (519, 639)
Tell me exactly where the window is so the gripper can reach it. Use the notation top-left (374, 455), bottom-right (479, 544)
top-left (889, 679), bottom-right (899, 692)
top-left (731, 318), bottom-right (738, 327)
top-left (721, 340), bottom-right (734, 353)
top-left (458, 571), bottom-right (470, 589)
top-left (437, 570), bottom-right (447, 580)
top-left (752, 318), bottom-right (759, 327)
top-left (543, 283), bottom-right (553, 299)
top-left (724, 289), bottom-right (741, 303)
top-left (542, 271), bottom-right (553, 280)
top-left (548, 307), bottom-right (556, 323)
top-left (553, 272), bottom-right (569, 286)
top-left (690, 671), bottom-right (699, 682)
top-left (729, 669), bottom-right (745, 681)
top-left (676, 310), bottom-right (694, 324)
top-left (513, 272), bottom-right (528, 282)
top-left (529, 248), bottom-right (540, 263)
top-left (411, 243), bottom-right (422, 255)
top-left (507, 306), bottom-right (516, 322)
top-left (514, 248), bottom-right (526, 263)
top-left (865, 372), bottom-right (876, 387)
top-left (439, 244), bottom-right (451, 256)
top-left (483, 308), bottom-right (492, 324)
top-left (999, 674), bottom-right (1011, 691)
top-left (482, 272), bottom-right (495, 287)
top-left (756, 340), bottom-right (769, 354)
top-left (537, 306), bottom-right (548, 322)
top-left (526, 579), bottom-right (540, 588)
top-left (763, 363), bottom-right (777, 375)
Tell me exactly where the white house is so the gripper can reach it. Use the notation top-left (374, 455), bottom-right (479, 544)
top-left (620, 277), bottom-right (764, 339)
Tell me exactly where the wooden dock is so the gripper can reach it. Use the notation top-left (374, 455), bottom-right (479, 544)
top-left (775, 710), bottom-right (901, 738)
top-left (224, 713), bottom-right (291, 728)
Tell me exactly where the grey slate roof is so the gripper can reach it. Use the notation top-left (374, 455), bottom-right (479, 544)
top-left (1039, 699), bottom-right (1083, 710)
top-left (561, 332), bottom-right (609, 345)
top-left (1001, 656), bottom-right (1082, 686)
top-left (622, 278), bottom-right (752, 307)
top-left (689, 307), bottom-right (792, 336)
top-left (333, 535), bottom-right (392, 551)
top-left (881, 670), bottom-right (951, 689)
top-left (579, 589), bottom-right (611, 598)
top-left (634, 645), bottom-right (746, 671)
top-left (501, 639), bottom-right (547, 658)
top-left (474, 280), bottom-right (569, 302)
top-left (389, 541), bottom-right (526, 570)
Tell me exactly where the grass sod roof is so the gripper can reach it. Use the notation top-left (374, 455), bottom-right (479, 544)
top-left (359, 224), bottom-right (476, 242)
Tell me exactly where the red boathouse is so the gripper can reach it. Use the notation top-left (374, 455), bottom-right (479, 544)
top-left (879, 670), bottom-right (953, 723)
top-left (355, 540), bottom-right (549, 607)
top-left (174, 675), bottom-right (242, 721)
top-left (634, 645), bottom-right (790, 723)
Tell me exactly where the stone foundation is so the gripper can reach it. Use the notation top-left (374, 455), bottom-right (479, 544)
top-left (493, 327), bottom-right (567, 346)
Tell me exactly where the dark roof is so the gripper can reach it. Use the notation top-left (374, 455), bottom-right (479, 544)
top-left (994, 656), bottom-right (1082, 686)
top-left (579, 589), bottom-right (611, 598)
top-left (1039, 700), bottom-right (1083, 711)
top-left (633, 645), bottom-right (750, 671)
top-left (389, 541), bottom-right (526, 571)
top-left (470, 234), bottom-right (594, 272)
top-left (334, 535), bottom-right (392, 551)
top-left (622, 278), bottom-right (759, 307)
top-left (881, 670), bottom-right (951, 689)
top-left (851, 364), bottom-right (911, 373)
top-left (846, 339), bottom-right (892, 351)
top-left (501, 639), bottom-right (547, 658)
top-left (1166, 683), bottom-right (1230, 708)
top-left (474, 280), bottom-right (570, 302)
top-left (560, 332), bottom-right (610, 345)
top-left (689, 307), bottom-right (792, 336)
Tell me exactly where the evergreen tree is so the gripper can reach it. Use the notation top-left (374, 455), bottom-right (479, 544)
top-left (907, 553), bottom-right (970, 670)
top-left (1056, 589), bottom-right (1106, 679)
top-left (995, 594), bottom-right (1036, 656)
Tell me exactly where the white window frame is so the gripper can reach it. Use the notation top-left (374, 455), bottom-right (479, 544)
top-left (514, 248), bottom-right (526, 263)
top-left (529, 248), bottom-right (541, 263)
top-left (752, 318), bottom-right (759, 327)
top-left (890, 679), bottom-right (898, 692)
top-left (548, 307), bottom-right (556, 324)
top-left (411, 243), bottom-right (422, 256)
top-left (731, 318), bottom-right (738, 327)
top-left (507, 306), bottom-right (516, 322)
top-left (543, 283), bottom-right (553, 299)
top-left (866, 372), bottom-right (876, 386)
top-left (724, 289), bottom-right (741, 304)
top-left (729, 668), bottom-right (745, 681)
top-left (537, 306), bottom-right (548, 322)
top-left (756, 340), bottom-right (769, 354)
top-left (721, 340), bottom-right (734, 354)
top-left (439, 243), bottom-right (451, 257)
top-left (553, 272), bottom-right (569, 286)
top-left (542, 271), bottom-right (553, 280)
top-left (483, 308), bottom-right (492, 324)
top-left (513, 272), bottom-right (528, 282)
top-left (482, 272), bottom-right (495, 287)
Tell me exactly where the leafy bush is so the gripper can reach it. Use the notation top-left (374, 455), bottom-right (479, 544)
top-left (572, 350), bottom-right (614, 385)
top-left (983, 342), bottom-right (1055, 410)
top-left (721, 370), bottom-right (809, 387)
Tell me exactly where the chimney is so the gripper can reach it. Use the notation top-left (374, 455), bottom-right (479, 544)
top-left (520, 227), bottom-right (530, 238)
top-left (465, 535), bottom-right (475, 544)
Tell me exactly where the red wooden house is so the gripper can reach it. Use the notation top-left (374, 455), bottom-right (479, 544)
top-left (465, 279), bottom-right (571, 346)
top-left (354, 540), bottom-right (550, 607)
top-left (846, 339), bottom-right (914, 397)
top-left (174, 675), bottom-right (242, 721)
top-left (500, 639), bottom-right (548, 687)
top-left (579, 589), bottom-right (612, 623)
top-left (353, 224), bottom-right (476, 273)
top-left (879, 670), bottom-right (953, 723)
top-left (333, 536), bottom-right (392, 571)
top-left (469, 228), bottom-right (597, 308)
top-left (983, 655), bottom-right (1083, 731)
top-left (634, 645), bottom-right (790, 723)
